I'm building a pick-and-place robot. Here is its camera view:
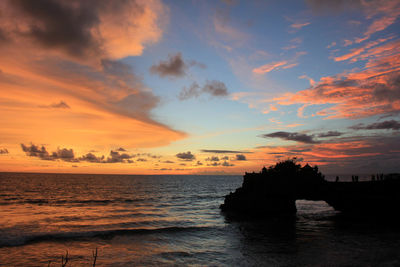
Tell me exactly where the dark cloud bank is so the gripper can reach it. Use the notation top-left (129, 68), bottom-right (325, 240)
top-left (176, 151), bottom-right (195, 161)
top-left (150, 52), bottom-right (206, 78)
top-left (235, 154), bottom-right (247, 161)
top-left (318, 131), bottom-right (343, 138)
top-left (2, 0), bottom-right (145, 58)
top-left (350, 120), bottom-right (400, 131)
top-left (21, 143), bottom-right (136, 163)
top-left (262, 131), bottom-right (320, 144)
top-left (179, 80), bottom-right (229, 100)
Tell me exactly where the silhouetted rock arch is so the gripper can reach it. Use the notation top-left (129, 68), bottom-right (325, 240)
top-left (220, 159), bottom-right (400, 218)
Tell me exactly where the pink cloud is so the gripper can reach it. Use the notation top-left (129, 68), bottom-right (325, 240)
top-left (334, 36), bottom-right (395, 62)
top-left (274, 39), bottom-right (400, 119)
top-left (253, 61), bottom-right (288, 74)
top-left (334, 47), bottom-right (365, 62)
top-left (355, 0), bottom-right (400, 43)
top-left (290, 22), bottom-right (310, 29)
top-left (253, 51), bottom-right (305, 74)
top-left (299, 75), bottom-right (315, 86)
top-left (282, 63), bottom-right (298, 69)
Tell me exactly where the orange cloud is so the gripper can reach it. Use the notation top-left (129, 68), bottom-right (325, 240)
top-left (253, 51), bottom-right (306, 74)
top-left (334, 36), bottom-right (395, 62)
top-left (0, 0), bottom-right (186, 173)
top-left (299, 75), bottom-right (315, 86)
top-left (253, 61), bottom-right (288, 74)
top-left (334, 47), bottom-right (365, 62)
top-left (274, 39), bottom-right (400, 119)
top-left (356, 0), bottom-right (400, 43)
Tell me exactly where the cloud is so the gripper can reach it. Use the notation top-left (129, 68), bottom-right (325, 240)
top-left (52, 148), bottom-right (75, 161)
top-left (116, 147), bottom-right (127, 152)
top-left (179, 80), bottom-right (229, 100)
top-left (306, 0), bottom-right (400, 43)
top-left (253, 52), bottom-right (306, 74)
top-left (318, 131), bottom-right (343, 137)
top-left (350, 120), bottom-right (400, 130)
top-left (289, 148), bottom-right (312, 153)
top-left (357, 1), bottom-right (400, 43)
top-left (202, 80), bottom-right (229, 97)
top-left (79, 150), bottom-right (136, 164)
top-left (362, 16), bottom-right (398, 42)
top-left (4, 0), bottom-right (100, 58)
top-left (132, 153), bottom-right (161, 159)
top-left (333, 36), bottom-right (394, 62)
top-left (273, 39), bottom-right (400, 119)
top-left (206, 156), bottom-right (220, 161)
top-left (0, 0), bottom-right (185, 153)
top-left (79, 151), bottom-right (135, 163)
top-left (254, 134), bottom-right (400, 173)
top-left (21, 143), bottom-right (138, 163)
top-left (327, 41), bottom-right (336, 49)
top-left (162, 160), bottom-right (174, 163)
top-left (79, 152), bottom-right (105, 163)
top-left (261, 132), bottom-right (320, 144)
top-left (206, 160), bottom-right (234, 166)
top-left (39, 101), bottom-right (70, 109)
top-left (334, 47), bottom-right (365, 62)
top-left (0, 0), bottom-right (167, 61)
top-left (0, 56), bottom-right (185, 148)
top-left (107, 150), bottom-right (134, 163)
top-left (150, 53), bottom-right (186, 78)
top-left (299, 75), bottom-right (315, 86)
top-left (21, 143), bottom-right (76, 161)
top-left (253, 61), bottom-right (288, 74)
top-left (0, 148), bottom-right (8, 154)
top-left (21, 143), bottom-right (51, 160)
top-left (176, 151), bottom-right (195, 161)
top-left (201, 149), bottom-right (251, 154)
top-left (179, 82), bottom-right (201, 100)
top-left (235, 154), bottom-right (246, 160)
top-left (290, 22), bottom-right (310, 29)
top-left (222, 161), bottom-right (234, 166)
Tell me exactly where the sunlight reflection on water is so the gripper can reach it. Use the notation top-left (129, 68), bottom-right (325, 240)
top-left (1, 173), bottom-right (400, 266)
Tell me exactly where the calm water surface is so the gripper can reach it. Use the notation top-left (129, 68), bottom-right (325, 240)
top-left (0, 173), bottom-right (399, 266)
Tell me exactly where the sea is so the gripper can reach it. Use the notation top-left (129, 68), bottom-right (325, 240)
top-left (1, 172), bottom-right (400, 266)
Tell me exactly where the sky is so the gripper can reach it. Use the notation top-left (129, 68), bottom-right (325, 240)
top-left (0, 0), bottom-right (399, 174)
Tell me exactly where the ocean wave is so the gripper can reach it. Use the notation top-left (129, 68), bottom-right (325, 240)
top-left (0, 197), bottom-right (157, 206)
top-left (0, 226), bottom-right (212, 248)
top-left (0, 195), bottom-right (223, 207)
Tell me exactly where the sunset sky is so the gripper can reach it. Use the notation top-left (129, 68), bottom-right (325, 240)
top-left (0, 0), bottom-right (399, 174)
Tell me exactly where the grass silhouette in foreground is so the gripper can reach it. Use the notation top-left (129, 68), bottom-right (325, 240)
top-left (47, 248), bottom-right (97, 267)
